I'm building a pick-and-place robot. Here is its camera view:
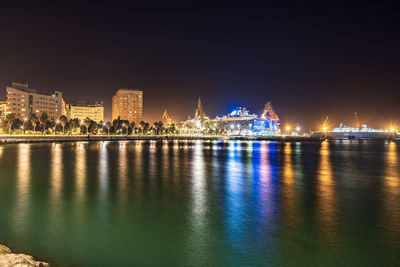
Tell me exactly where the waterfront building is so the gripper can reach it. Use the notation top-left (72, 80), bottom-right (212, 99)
top-left (0, 100), bottom-right (7, 121)
top-left (66, 102), bottom-right (104, 123)
top-left (112, 88), bottom-right (143, 125)
top-left (6, 82), bottom-right (66, 119)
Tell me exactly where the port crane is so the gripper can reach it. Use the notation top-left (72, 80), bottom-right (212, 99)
top-left (194, 97), bottom-right (206, 119)
top-left (162, 110), bottom-right (173, 125)
top-left (321, 116), bottom-right (329, 131)
top-left (261, 101), bottom-right (280, 124)
top-left (354, 112), bottom-right (361, 128)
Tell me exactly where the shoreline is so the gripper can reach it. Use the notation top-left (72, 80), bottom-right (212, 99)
top-left (0, 243), bottom-right (49, 267)
top-left (0, 134), bottom-right (397, 144)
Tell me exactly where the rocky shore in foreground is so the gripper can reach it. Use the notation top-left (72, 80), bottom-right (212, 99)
top-left (0, 244), bottom-right (49, 267)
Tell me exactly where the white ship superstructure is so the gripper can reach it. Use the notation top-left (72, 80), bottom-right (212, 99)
top-left (312, 123), bottom-right (392, 139)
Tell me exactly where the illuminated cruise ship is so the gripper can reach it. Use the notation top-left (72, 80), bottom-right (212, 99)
top-left (312, 123), bottom-right (392, 139)
top-left (180, 98), bottom-right (281, 136)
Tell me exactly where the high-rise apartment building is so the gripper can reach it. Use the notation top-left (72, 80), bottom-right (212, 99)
top-left (112, 89), bottom-right (143, 124)
top-left (0, 100), bottom-right (7, 121)
top-left (66, 102), bottom-right (104, 123)
top-left (6, 82), bottom-right (65, 119)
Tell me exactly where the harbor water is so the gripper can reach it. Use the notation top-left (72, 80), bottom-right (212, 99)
top-left (0, 140), bottom-right (399, 266)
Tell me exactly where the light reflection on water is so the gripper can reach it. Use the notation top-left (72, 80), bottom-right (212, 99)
top-left (14, 144), bottom-right (31, 237)
top-left (191, 140), bottom-right (206, 218)
top-left (225, 140), bottom-right (245, 241)
top-left (383, 141), bottom-right (400, 249)
top-left (0, 140), bottom-right (399, 266)
top-left (186, 140), bottom-right (208, 266)
top-left (385, 141), bottom-right (399, 190)
top-left (51, 143), bottom-right (63, 203)
top-left (75, 142), bottom-right (86, 205)
top-left (98, 141), bottom-right (109, 200)
top-left (256, 141), bottom-right (274, 222)
top-left (50, 143), bottom-right (63, 231)
top-left (317, 140), bottom-right (337, 237)
top-left (133, 141), bottom-right (143, 201)
top-left (118, 141), bottom-right (128, 203)
top-left (282, 142), bottom-right (298, 228)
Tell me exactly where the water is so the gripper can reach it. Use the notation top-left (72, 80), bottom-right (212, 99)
top-left (0, 140), bottom-right (399, 266)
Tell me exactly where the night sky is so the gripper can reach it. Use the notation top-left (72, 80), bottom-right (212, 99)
top-left (0, 1), bottom-right (399, 129)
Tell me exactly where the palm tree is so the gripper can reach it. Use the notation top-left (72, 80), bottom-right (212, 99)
top-left (5, 113), bottom-right (16, 134)
top-left (90, 121), bottom-right (98, 135)
top-left (70, 118), bottom-right (80, 134)
top-left (144, 122), bottom-right (150, 135)
top-left (166, 123), bottom-right (176, 135)
top-left (153, 122), bottom-right (158, 135)
top-left (31, 115), bottom-right (39, 133)
top-left (105, 122), bottom-right (111, 135)
top-left (139, 121), bottom-right (146, 135)
top-left (113, 116), bottom-right (121, 131)
top-left (39, 113), bottom-right (48, 134)
top-left (157, 121), bottom-right (163, 135)
top-left (59, 115), bottom-right (68, 134)
top-left (129, 121), bottom-right (135, 135)
top-left (84, 118), bottom-right (92, 135)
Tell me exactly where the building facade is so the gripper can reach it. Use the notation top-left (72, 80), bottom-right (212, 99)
top-left (6, 82), bottom-right (65, 119)
top-left (66, 102), bottom-right (104, 123)
top-left (112, 89), bottom-right (143, 124)
top-left (0, 100), bottom-right (7, 121)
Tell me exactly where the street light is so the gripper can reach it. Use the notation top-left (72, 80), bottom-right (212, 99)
top-left (23, 118), bottom-right (27, 134)
top-left (285, 125), bottom-right (291, 135)
top-left (55, 120), bottom-right (60, 135)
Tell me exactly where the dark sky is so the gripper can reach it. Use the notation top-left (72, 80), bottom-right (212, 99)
top-left (0, 1), bottom-right (399, 129)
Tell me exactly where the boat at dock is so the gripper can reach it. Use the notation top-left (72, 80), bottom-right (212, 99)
top-left (311, 123), bottom-right (395, 139)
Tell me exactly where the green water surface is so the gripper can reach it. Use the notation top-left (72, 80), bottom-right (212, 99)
top-left (0, 140), bottom-right (399, 266)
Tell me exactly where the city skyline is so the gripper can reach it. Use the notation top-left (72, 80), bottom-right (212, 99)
top-left (0, 2), bottom-right (399, 127)
top-left (0, 79), bottom-right (398, 130)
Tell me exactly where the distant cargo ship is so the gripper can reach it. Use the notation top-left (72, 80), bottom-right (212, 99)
top-left (311, 123), bottom-right (393, 139)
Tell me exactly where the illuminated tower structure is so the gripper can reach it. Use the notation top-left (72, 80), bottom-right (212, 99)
top-left (249, 101), bottom-right (280, 134)
top-left (194, 97), bottom-right (207, 119)
top-left (261, 101), bottom-right (280, 126)
top-left (162, 109), bottom-right (173, 125)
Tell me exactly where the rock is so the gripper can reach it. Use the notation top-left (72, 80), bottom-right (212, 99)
top-left (0, 244), bottom-right (11, 254)
top-left (0, 243), bottom-right (49, 267)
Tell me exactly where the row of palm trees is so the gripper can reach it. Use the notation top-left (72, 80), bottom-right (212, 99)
top-left (1, 112), bottom-right (177, 135)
